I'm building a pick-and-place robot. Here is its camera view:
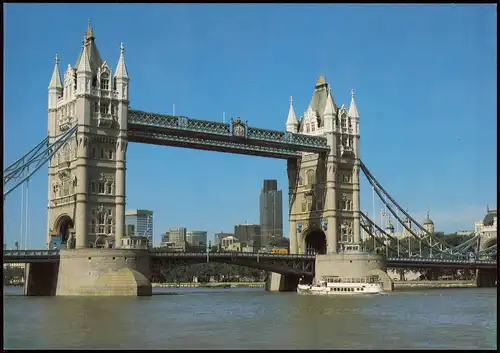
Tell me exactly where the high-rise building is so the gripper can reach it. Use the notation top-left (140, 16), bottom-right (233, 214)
top-left (187, 230), bottom-right (208, 247)
top-left (234, 224), bottom-right (261, 248)
top-left (167, 227), bottom-right (187, 244)
top-left (125, 210), bottom-right (153, 248)
top-left (215, 232), bottom-right (234, 247)
top-left (259, 180), bottom-right (283, 239)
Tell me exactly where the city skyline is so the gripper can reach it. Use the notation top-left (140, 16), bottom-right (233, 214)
top-left (3, 4), bottom-right (497, 249)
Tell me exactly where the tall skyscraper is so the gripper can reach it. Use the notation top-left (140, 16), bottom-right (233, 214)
top-left (259, 180), bottom-right (283, 239)
top-left (125, 210), bottom-right (154, 247)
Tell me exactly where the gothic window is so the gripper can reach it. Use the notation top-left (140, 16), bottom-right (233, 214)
top-left (106, 183), bottom-right (112, 194)
top-left (113, 77), bottom-right (117, 90)
top-left (64, 144), bottom-right (70, 162)
top-left (108, 149), bottom-right (113, 160)
top-left (63, 181), bottom-right (69, 196)
top-left (100, 148), bottom-right (104, 159)
top-left (92, 147), bottom-right (96, 159)
top-left (349, 136), bottom-right (353, 147)
top-left (92, 75), bottom-right (98, 88)
top-left (98, 182), bottom-right (105, 194)
top-left (108, 209), bottom-right (113, 217)
top-left (97, 212), bottom-right (105, 234)
top-left (91, 220), bottom-right (96, 233)
top-left (306, 169), bottom-right (315, 185)
top-left (100, 73), bottom-right (109, 90)
top-left (111, 104), bottom-right (115, 116)
top-left (341, 117), bottom-right (346, 128)
top-left (306, 124), bottom-right (310, 133)
top-left (106, 219), bottom-right (113, 234)
top-left (342, 136), bottom-right (348, 146)
top-left (311, 122), bottom-right (316, 132)
top-left (100, 104), bottom-right (108, 115)
top-left (94, 102), bottom-right (99, 114)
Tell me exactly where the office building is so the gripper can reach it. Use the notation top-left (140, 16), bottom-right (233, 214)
top-left (259, 180), bottom-right (283, 239)
top-left (234, 224), bottom-right (261, 249)
top-left (187, 230), bottom-right (208, 247)
top-left (125, 209), bottom-right (154, 248)
top-left (215, 232), bottom-right (234, 247)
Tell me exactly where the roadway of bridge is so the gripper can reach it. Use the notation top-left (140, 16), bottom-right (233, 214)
top-left (3, 250), bottom-right (497, 271)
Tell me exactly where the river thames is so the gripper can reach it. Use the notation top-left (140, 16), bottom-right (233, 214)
top-left (3, 286), bottom-right (497, 349)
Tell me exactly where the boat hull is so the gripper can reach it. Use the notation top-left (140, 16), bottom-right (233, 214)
top-left (297, 284), bottom-right (382, 296)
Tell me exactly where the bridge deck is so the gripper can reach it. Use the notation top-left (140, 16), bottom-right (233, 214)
top-left (127, 110), bottom-right (330, 159)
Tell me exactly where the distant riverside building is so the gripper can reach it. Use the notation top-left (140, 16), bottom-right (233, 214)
top-left (215, 232), bottom-right (234, 247)
top-left (363, 211), bottom-right (435, 240)
top-left (221, 236), bottom-right (238, 250)
top-left (187, 230), bottom-right (208, 247)
top-left (475, 208), bottom-right (497, 238)
top-left (259, 180), bottom-right (283, 239)
top-left (234, 224), bottom-right (261, 248)
top-left (160, 227), bottom-right (187, 252)
top-left (125, 210), bottom-right (153, 248)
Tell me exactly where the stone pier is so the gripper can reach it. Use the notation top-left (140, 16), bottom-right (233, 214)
top-left (315, 252), bottom-right (394, 291)
top-left (476, 269), bottom-right (497, 288)
top-left (265, 272), bottom-right (300, 292)
top-left (23, 249), bottom-right (153, 296)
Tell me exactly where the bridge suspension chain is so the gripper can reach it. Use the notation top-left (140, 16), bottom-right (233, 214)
top-left (360, 212), bottom-right (411, 256)
top-left (3, 125), bottom-right (78, 199)
top-left (360, 161), bottom-right (470, 258)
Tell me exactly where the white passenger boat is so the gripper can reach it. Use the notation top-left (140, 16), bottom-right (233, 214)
top-left (297, 275), bottom-right (383, 295)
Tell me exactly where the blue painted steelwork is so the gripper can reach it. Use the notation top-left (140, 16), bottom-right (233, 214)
top-left (4, 125), bottom-right (78, 198)
top-left (127, 110), bottom-right (329, 158)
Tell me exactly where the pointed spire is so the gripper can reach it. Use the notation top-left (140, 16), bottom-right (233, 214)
top-left (77, 41), bottom-right (92, 73)
top-left (48, 54), bottom-right (63, 89)
top-left (114, 42), bottom-right (129, 79)
top-left (348, 89), bottom-right (359, 118)
top-left (323, 87), bottom-right (337, 116)
top-left (315, 73), bottom-right (326, 87)
top-left (286, 96), bottom-right (298, 127)
top-left (86, 18), bottom-right (94, 39)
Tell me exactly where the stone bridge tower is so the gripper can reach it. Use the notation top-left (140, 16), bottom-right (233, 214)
top-left (46, 21), bottom-right (129, 250)
top-left (286, 75), bottom-right (361, 255)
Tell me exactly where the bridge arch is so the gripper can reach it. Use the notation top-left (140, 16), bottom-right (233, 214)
top-left (303, 228), bottom-right (327, 254)
top-left (482, 237), bottom-right (497, 250)
top-left (53, 214), bottom-right (74, 244)
top-left (95, 236), bottom-right (109, 249)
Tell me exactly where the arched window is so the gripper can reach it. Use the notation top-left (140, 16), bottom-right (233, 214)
top-left (107, 219), bottom-right (113, 234)
top-left (92, 75), bottom-right (98, 88)
top-left (113, 77), bottom-right (117, 90)
top-left (91, 220), bottom-right (96, 234)
top-left (306, 169), bottom-right (315, 185)
top-left (100, 73), bottom-right (109, 90)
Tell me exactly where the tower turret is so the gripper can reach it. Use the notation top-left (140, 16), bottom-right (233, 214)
top-left (114, 43), bottom-right (130, 101)
top-left (423, 210), bottom-right (435, 234)
top-left (348, 89), bottom-right (359, 137)
top-left (285, 96), bottom-right (298, 133)
top-left (322, 87), bottom-right (337, 132)
top-left (48, 54), bottom-right (63, 109)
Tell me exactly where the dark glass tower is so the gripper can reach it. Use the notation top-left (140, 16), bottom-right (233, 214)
top-left (259, 180), bottom-right (283, 239)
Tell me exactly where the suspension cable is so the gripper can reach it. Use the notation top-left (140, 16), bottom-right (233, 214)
top-left (360, 161), bottom-right (462, 257)
top-left (4, 125), bottom-right (78, 199)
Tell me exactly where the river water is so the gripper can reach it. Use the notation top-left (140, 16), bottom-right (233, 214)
top-left (3, 286), bottom-right (497, 349)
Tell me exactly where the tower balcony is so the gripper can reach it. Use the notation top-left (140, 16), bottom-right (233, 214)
top-left (59, 115), bottom-right (73, 131)
top-left (97, 113), bottom-right (115, 127)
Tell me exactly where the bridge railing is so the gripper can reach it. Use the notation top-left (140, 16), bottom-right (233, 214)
top-left (4, 250), bottom-right (60, 256)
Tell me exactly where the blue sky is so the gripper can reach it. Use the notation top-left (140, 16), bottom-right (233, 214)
top-left (3, 4), bottom-right (497, 249)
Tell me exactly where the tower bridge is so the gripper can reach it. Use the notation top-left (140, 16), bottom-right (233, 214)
top-left (4, 22), bottom-right (497, 296)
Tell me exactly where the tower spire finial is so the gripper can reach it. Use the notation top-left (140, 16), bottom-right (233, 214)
top-left (120, 42), bottom-right (125, 54)
top-left (86, 19), bottom-right (94, 38)
top-left (351, 88), bottom-right (355, 98)
top-left (290, 96), bottom-right (293, 106)
top-left (55, 53), bottom-right (59, 65)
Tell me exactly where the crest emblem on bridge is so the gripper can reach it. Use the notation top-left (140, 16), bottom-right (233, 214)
top-left (231, 116), bottom-right (246, 137)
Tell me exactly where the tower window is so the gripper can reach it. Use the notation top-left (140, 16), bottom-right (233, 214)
top-left (92, 147), bottom-right (96, 159)
top-left (100, 149), bottom-right (104, 159)
top-left (113, 77), bottom-right (117, 90)
top-left (106, 183), bottom-right (112, 194)
top-left (94, 102), bottom-right (99, 114)
top-left (108, 149), bottom-right (113, 160)
top-left (92, 75), bottom-right (98, 88)
top-left (100, 104), bottom-right (108, 115)
top-left (306, 124), bottom-right (310, 133)
top-left (100, 73), bottom-right (109, 90)
top-left (91, 220), bottom-right (96, 234)
top-left (98, 182), bottom-right (105, 194)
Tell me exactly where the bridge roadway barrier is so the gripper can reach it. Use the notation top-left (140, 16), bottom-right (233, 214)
top-left (3, 250), bottom-right (497, 295)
